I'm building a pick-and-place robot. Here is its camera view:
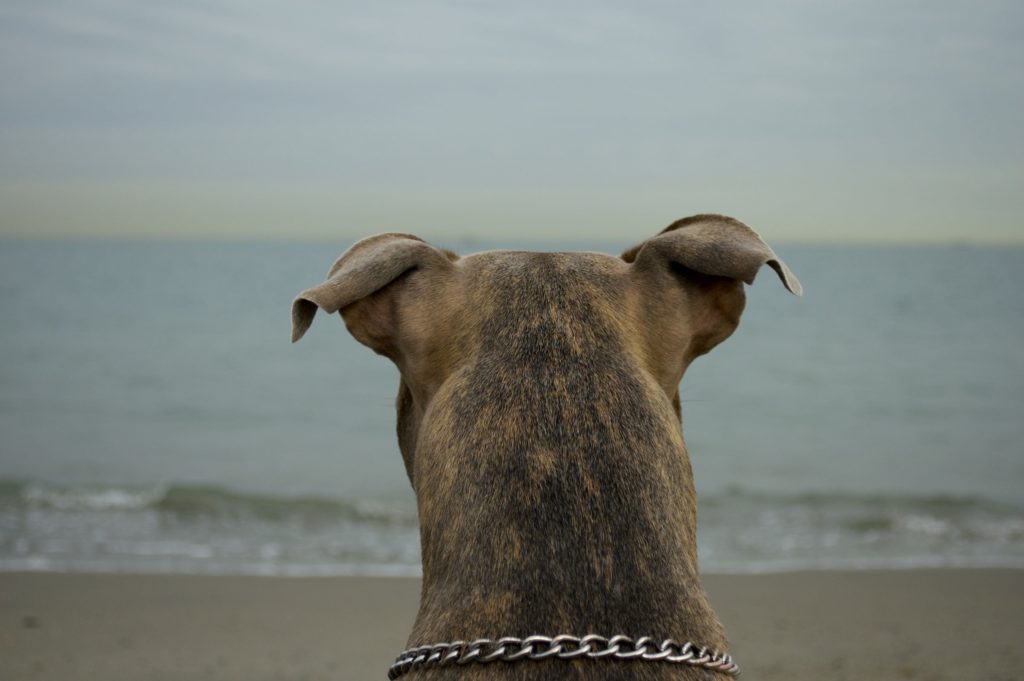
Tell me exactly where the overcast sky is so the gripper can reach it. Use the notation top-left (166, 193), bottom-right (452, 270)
top-left (1, 0), bottom-right (1021, 243)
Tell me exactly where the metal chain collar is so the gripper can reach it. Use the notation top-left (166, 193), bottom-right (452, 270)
top-left (387, 633), bottom-right (740, 679)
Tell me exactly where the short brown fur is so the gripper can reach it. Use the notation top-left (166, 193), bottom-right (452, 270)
top-left (292, 215), bottom-right (801, 680)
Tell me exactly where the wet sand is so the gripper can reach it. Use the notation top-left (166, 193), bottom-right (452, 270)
top-left (2, 569), bottom-right (1022, 680)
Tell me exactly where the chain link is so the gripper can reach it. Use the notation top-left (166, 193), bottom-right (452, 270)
top-left (387, 634), bottom-right (740, 679)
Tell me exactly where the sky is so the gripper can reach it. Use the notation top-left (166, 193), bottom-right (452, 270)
top-left (1, 0), bottom-right (1022, 244)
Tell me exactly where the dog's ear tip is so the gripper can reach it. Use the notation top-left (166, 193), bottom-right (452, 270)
top-left (291, 297), bottom-right (317, 343)
top-left (766, 258), bottom-right (803, 296)
top-left (781, 272), bottom-right (804, 296)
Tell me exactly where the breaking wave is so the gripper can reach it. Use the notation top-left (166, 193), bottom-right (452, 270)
top-left (1, 479), bottom-right (1022, 576)
top-left (4, 479), bottom-right (416, 525)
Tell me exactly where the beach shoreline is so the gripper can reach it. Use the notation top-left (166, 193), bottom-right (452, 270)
top-left (2, 568), bottom-right (1021, 680)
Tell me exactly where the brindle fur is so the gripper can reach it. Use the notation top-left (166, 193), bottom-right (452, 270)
top-left (292, 214), bottom-right (801, 680)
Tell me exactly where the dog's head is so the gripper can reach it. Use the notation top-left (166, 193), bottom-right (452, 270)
top-left (292, 214), bottom-right (800, 486)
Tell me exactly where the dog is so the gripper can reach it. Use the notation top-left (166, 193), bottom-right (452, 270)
top-left (292, 214), bottom-right (801, 680)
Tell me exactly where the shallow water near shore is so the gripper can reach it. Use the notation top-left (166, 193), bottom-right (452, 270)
top-left (1, 238), bottom-right (1022, 575)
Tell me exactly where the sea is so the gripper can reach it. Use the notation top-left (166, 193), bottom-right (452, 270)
top-left (1, 238), bottom-right (1022, 576)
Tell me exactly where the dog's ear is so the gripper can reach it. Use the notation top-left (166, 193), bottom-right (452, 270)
top-left (291, 233), bottom-right (455, 346)
top-left (622, 214), bottom-right (802, 295)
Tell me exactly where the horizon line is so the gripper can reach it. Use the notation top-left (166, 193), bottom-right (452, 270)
top-left (1, 232), bottom-right (1023, 249)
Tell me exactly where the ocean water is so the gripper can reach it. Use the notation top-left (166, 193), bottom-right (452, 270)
top-left (0, 238), bottom-right (1022, 575)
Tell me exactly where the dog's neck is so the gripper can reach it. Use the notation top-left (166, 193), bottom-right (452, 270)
top-left (403, 369), bottom-right (727, 661)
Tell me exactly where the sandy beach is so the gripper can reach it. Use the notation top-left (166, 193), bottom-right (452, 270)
top-left (2, 569), bottom-right (1021, 680)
